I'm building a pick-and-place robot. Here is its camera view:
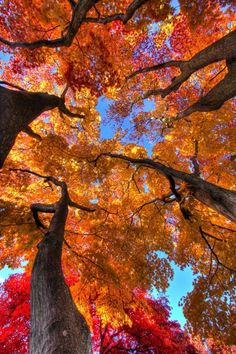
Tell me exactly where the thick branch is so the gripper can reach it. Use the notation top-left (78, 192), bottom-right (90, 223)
top-left (176, 58), bottom-right (236, 119)
top-left (95, 153), bottom-right (236, 222)
top-left (58, 101), bottom-right (85, 118)
top-left (31, 203), bottom-right (56, 229)
top-left (0, 0), bottom-right (96, 49)
top-left (23, 126), bottom-right (42, 141)
top-left (0, 0), bottom-right (149, 49)
top-left (128, 30), bottom-right (236, 118)
top-left (0, 80), bottom-right (26, 91)
top-left (0, 84), bottom-right (85, 167)
top-left (127, 61), bottom-right (185, 80)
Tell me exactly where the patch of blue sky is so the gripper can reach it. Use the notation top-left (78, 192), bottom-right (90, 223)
top-left (152, 251), bottom-right (196, 327)
top-left (0, 265), bottom-right (24, 283)
top-left (96, 96), bottom-right (114, 139)
top-left (171, 0), bottom-right (180, 14)
top-left (96, 96), bottom-right (158, 156)
top-left (90, 198), bottom-right (99, 204)
top-left (0, 51), bottom-right (11, 75)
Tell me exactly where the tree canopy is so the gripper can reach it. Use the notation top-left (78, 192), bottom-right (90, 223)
top-left (0, 0), bottom-right (235, 348)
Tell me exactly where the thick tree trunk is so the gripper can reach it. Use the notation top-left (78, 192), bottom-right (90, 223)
top-left (0, 85), bottom-right (61, 168)
top-left (30, 187), bottom-right (91, 353)
top-left (103, 153), bottom-right (236, 222)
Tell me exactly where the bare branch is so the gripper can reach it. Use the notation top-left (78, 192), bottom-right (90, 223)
top-left (68, 199), bottom-right (96, 212)
top-left (199, 226), bottom-right (235, 273)
top-left (10, 168), bottom-right (96, 222)
top-left (201, 229), bottom-right (227, 242)
top-left (131, 197), bottom-right (161, 217)
top-left (31, 203), bottom-right (56, 229)
top-left (58, 102), bottom-right (85, 118)
top-left (127, 61), bottom-right (185, 81)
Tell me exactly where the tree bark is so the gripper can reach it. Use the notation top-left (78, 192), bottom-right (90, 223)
top-left (30, 184), bottom-right (91, 354)
top-left (101, 153), bottom-right (236, 222)
top-left (0, 85), bottom-right (61, 168)
top-left (0, 84), bottom-right (84, 168)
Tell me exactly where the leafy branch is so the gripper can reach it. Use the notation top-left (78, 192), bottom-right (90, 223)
top-left (0, 0), bottom-right (149, 49)
top-left (127, 30), bottom-right (236, 120)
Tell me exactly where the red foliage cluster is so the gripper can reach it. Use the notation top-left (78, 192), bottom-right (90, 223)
top-left (91, 290), bottom-right (197, 354)
top-left (0, 274), bottom-right (30, 354)
top-left (0, 275), bottom-right (197, 353)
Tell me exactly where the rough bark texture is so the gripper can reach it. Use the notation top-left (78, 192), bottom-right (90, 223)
top-left (0, 85), bottom-right (61, 168)
top-left (101, 153), bottom-right (236, 222)
top-left (30, 185), bottom-right (91, 354)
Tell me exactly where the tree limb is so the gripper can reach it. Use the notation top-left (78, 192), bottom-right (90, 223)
top-left (58, 101), bottom-right (85, 118)
top-left (31, 203), bottom-right (56, 229)
top-left (128, 30), bottom-right (236, 118)
top-left (94, 153), bottom-right (236, 222)
top-left (22, 126), bottom-right (42, 141)
top-left (0, 80), bottom-right (26, 91)
top-left (0, 0), bottom-right (149, 49)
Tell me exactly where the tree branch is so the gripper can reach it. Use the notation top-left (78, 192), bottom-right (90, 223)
top-left (190, 140), bottom-right (200, 177)
top-left (93, 153), bottom-right (236, 222)
top-left (128, 30), bottom-right (236, 118)
top-left (199, 226), bottom-right (235, 273)
top-left (31, 203), bottom-right (56, 229)
top-left (0, 0), bottom-right (149, 49)
top-left (0, 80), bottom-right (26, 91)
top-left (10, 168), bottom-right (96, 228)
top-left (127, 60), bottom-right (185, 81)
top-left (22, 126), bottom-right (42, 141)
top-left (58, 101), bottom-right (85, 118)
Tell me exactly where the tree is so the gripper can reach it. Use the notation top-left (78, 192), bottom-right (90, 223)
top-left (0, 274), bottom-right (198, 353)
top-left (0, 0), bottom-right (235, 351)
top-left (91, 290), bottom-right (197, 353)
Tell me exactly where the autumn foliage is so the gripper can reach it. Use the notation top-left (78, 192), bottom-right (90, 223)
top-left (0, 274), bottom-right (197, 353)
top-left (0, 274), bottom-right (30, 354)
top-left (0, 0), bottom-right (235, 350)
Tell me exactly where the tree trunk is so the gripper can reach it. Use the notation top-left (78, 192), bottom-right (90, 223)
top-left (30, 187), bottom-right (91, 353)
top-left (0, 85), bottom-right (61, 168)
